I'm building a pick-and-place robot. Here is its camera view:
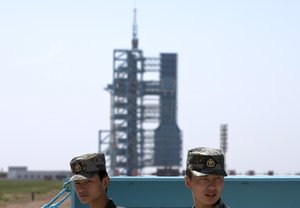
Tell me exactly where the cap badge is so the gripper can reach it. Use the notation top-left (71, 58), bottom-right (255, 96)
top-left (74, 163), bottom-right (82, 173)
top-left (206, 158), bottom-right (216, 168)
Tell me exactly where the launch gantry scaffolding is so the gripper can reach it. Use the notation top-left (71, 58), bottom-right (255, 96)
top-left (99, 8), bottom-right (181, 176)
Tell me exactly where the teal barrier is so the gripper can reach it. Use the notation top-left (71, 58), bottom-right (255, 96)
top-left (47, 175), bottom-right (300, 208)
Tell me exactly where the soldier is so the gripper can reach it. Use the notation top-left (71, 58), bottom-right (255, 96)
top-left (69, 153), bottom-right (117, 208)
top-left (184, 147), bottom-right (229, 208)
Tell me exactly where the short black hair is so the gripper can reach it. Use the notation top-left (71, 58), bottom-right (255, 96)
top-left (98, 170), bottom-right (108, 180)
top-left (185, 169), bottom-right (193, 179)
top-left (98, 170), bottom-right (109, 192)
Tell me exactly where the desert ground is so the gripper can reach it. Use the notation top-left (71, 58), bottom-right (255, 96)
top-left (2, 194), bottom-right (71, 208)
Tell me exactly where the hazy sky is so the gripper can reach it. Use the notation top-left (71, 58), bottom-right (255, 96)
top-left (1, 0), bottom-right (299, 175)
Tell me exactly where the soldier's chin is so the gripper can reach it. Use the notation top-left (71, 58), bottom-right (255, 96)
top-left (79, 196), bottom-right (90, 203)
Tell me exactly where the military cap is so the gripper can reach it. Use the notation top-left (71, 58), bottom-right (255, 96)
top-left (70, 153), bottom-right (106, 181)
top-left (186, 147), bottom-right (227, 176)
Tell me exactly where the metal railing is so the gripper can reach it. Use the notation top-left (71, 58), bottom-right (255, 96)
top-left (41, 180), bottom-right (71, 208)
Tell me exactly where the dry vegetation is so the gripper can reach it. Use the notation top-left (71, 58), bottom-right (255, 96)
top-left (0, 179), bottom-right (71, 208)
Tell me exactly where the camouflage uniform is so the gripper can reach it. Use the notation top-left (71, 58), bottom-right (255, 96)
top-left (187, 147), bottom-right (229, 208)
top-left (193, 199), bottom-right (228, 208)
top-left (106, 198), bottom-right (117, 208)
top-left (214, 199), bottom-right (229, 208)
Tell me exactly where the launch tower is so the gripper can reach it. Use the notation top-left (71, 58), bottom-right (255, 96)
top-left (99, 9), bottom-right (182, 176)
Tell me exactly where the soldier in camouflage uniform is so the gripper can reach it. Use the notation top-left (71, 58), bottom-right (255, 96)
top-left (184, 147), bottom-right (229, 208)
top-left (69, 153), bottom-right (117, 208)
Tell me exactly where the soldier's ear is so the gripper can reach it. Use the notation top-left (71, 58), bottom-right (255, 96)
top-left (102, 176), bottom-right (110, 187)
top-left (184, 175), bottom-right (191, 188)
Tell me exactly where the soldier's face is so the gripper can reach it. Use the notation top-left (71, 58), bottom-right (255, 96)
top-left (73, 174), bottom-right (109, 205)
top-left (185, 174), bottom-right (224, 207)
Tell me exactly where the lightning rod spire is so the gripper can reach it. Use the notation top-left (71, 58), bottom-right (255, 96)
top-left (132, 7), bottom-right (139, 49)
